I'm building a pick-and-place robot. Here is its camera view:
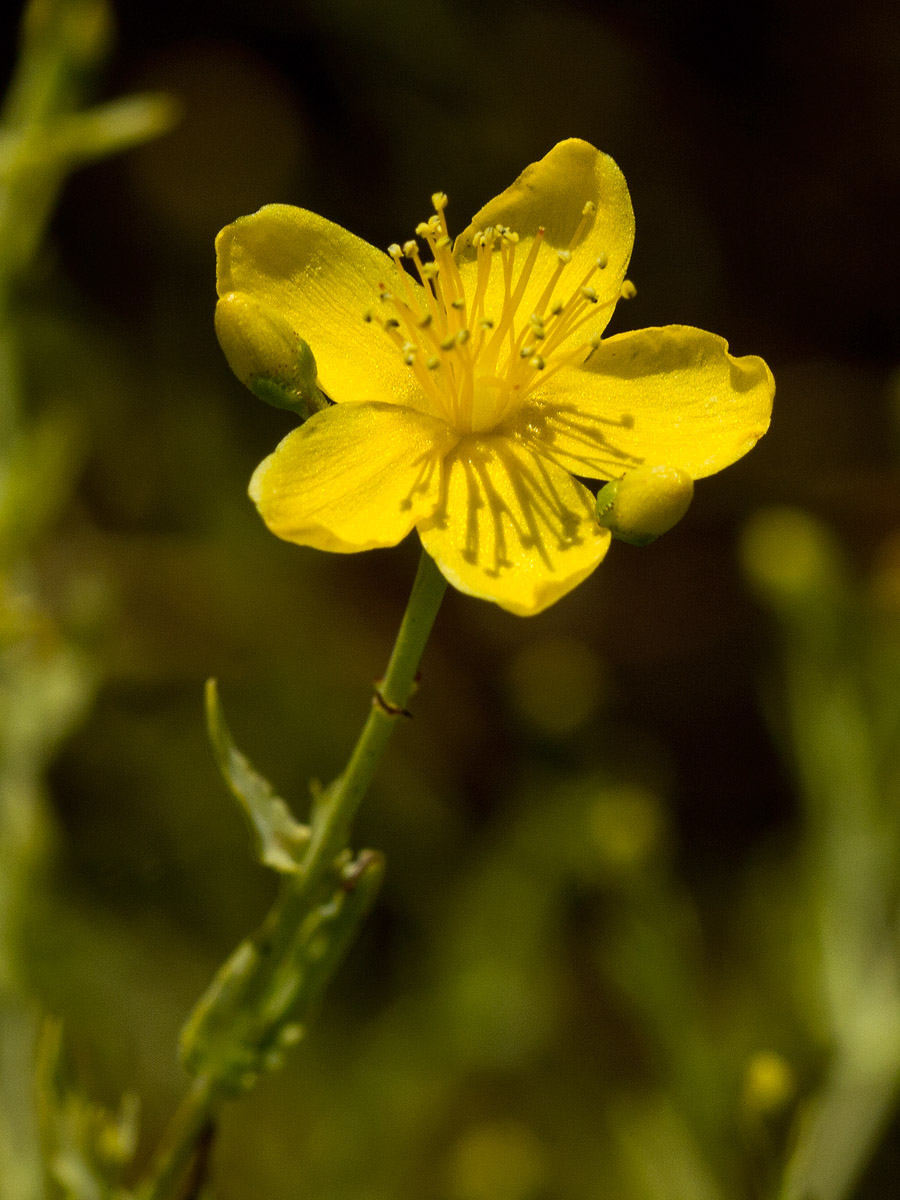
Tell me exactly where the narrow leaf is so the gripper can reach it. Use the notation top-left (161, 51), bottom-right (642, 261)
top-left (205, 679), bottom-right (309, 873)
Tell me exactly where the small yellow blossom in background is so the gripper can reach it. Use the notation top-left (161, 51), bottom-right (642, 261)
top-left (215, 139), bottom-right (774, 615)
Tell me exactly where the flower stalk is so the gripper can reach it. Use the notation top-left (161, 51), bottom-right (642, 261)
top-left (138, 550), bottom-right (447, 1200)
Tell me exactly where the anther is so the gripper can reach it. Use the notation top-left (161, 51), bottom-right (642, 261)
top-left (417, 313), bottom-right (433, 328)
top-left (456, 329), bottom-right (470, 345)
top-left (479, 318), bottom-right (495, 329)
top-left (440, 335), bottom-right (456, 350)
top-left (549, 302), bottom-right (564, 317)
top-left (384, 318), bottom-right (400, 329)
top-left (620, 280), bottom-right (637, 300)
top-left (362, 310), bottom-right (373, 323)
top-left (556, 250), bottom-right (572, 265)
top-left (596, 252), bottom-right (609, 269)
top-left (532, 355), bottom-right (546, 370)
top-left (435, 235), bottom-right (452, 250)
top-left (581, 287), bottom-right (599, 303)
top-left (451, 298), bottom-right (465, 309)
top-left (520, 345), bottom-right (535, 359)
top-left (426, 355), bottom-right (440, 370)
top-left (402, 240), bottom-right (418, 257)
top-left (387, 243), bottom-right (402, 258)
top-left (582, 201), bottom-right (596, 216)
top-left (431, 191), bottom-right (448, 211)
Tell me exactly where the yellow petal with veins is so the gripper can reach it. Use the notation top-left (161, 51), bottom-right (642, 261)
top-left (250, 402), bottom-right (458, 552)
top-left (454, 140), bottom-right (634, 350)
top-left (418, 435), bottom-right (610, 615)
top-left (509, 325), bottom-right (774, 480)
top-left (217, 205), bottom-right (427, 411)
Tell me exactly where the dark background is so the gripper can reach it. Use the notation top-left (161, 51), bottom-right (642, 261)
top-left (5, 0), bottom-right (900, 1196)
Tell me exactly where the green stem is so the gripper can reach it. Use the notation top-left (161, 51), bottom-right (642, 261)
top-left (138, 549), bottom-right (447, 1200)
top-left (304, 547), bottom-right (448, 872)
top-left (136, 1074), bottom-right (216, 1200)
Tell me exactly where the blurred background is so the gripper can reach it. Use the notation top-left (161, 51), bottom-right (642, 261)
top-left (2, 0), bottom-right (900, 1197)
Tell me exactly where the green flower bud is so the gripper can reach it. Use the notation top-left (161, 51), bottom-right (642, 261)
top-left (595, 465), bottom-right (694, 546)
top-left (215, 291), bottom-right (328, 419)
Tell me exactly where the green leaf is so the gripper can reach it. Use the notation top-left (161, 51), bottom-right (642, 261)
top-left (180, 849), bottom-right (385, 1091)
top-left (205, 679), bottom-right (309, 873)
top-left (36, 1020), bottom-right (140, 1200)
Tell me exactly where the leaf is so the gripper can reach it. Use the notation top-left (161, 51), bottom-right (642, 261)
top-left (36, 1020), bottom-right (140, 1200)
top-left (205, 679), bottom-right (309, 873)
top-left (180, 850), bottom-right (385, 1090)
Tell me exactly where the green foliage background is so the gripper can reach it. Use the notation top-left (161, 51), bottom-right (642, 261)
top-left (3, 1), bottom-right (900, 1197)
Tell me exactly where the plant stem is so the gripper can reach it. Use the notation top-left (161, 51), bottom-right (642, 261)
top-left (137, 549), bottom-right (447, 1200)
top-left (136, 1074), bottom-right (216, 1200)
top-left (304, 546), bottom-right (449, 874)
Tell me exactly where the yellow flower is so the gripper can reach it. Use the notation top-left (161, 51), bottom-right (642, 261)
top-left (215, 139), bottom-right (774, 616)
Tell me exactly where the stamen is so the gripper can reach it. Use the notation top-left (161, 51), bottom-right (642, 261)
top-left (566, 200), bottom-right (597, 252)
top-left (431, 192), bottom-right (449, 230)
top-left (529, 247), bottom-right (572, 320)
top-left (480, 227), bottom-right (546, 369)
top-left (374, 189), bottom-right (616, 434)
top-left (620, 280), bottom-right (637, 299)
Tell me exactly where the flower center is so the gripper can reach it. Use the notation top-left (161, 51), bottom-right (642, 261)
top-left (366, 192), bottom-right (620, 435)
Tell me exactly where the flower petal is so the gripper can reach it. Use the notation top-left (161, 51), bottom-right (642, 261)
top-left (250, 402), bottom-right (459, 553)
top-left (454, 139), bottom-right (634, 346)
top-left (417, 435), bottom-right (610, 616)
top-left (508, 326), bottom-right (774, 480)
top-left (217, 205), bottom-right (424, 409)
